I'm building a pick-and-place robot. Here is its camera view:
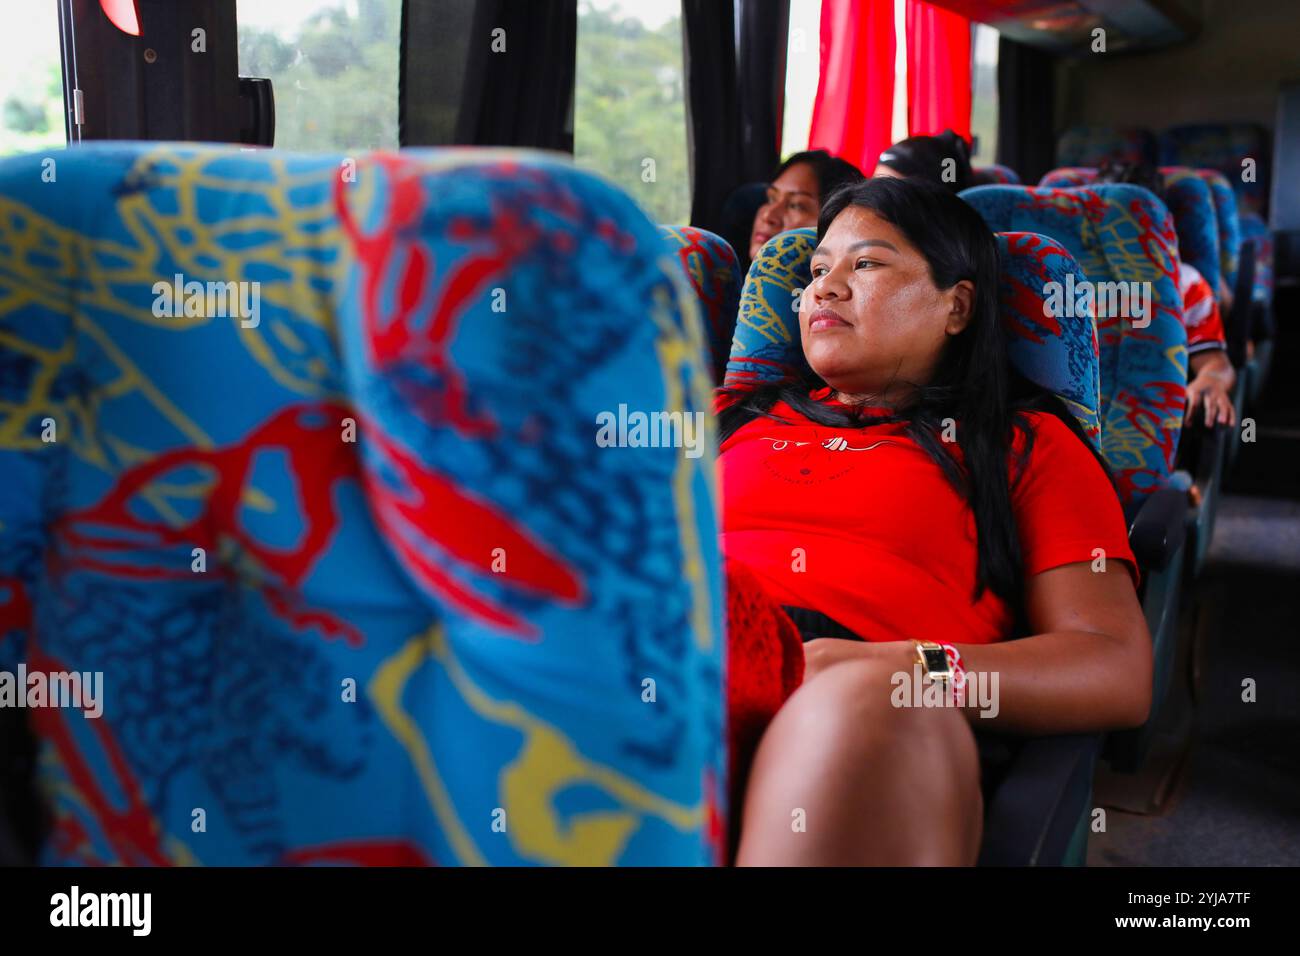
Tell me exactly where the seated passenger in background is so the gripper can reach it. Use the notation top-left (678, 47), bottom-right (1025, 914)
top-left (1093, 161), bottom-right (1237, 428)
top-left (873, 129), bottom-right (974, 193)
top-left (1178, 261), bottom-right (1237, 427)
top-left (747, 149), bottom-right (865, 262)
top-left (718, 177), bottom-right (1151, 866)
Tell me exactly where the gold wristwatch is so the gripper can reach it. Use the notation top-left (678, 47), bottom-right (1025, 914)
top-left (913, 640), bottom-right (953, 685)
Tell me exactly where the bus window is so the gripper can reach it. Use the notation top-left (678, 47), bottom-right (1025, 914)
top-left (237, 0), bottom-right (400, 151)
top-left (970, 22), bottom-right (998, 162)
top-left (0, 1), bottom-right (64, 156)
top-left (784, 1), bottom-right (993, 165)
top-left (891, 0), bottom-right (908, 144)
top-left (574, 0), bottom-right (689, 225)
top-left (782, 0), bottom-right (822, 155)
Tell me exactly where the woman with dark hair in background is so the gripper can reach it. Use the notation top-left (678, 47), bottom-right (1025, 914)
top-left (874, 129), bottom-right (975, 193)
top-left (743, 149), bottom-right (865, 262)
top-left (719, 177), bottom-right (1150, 865)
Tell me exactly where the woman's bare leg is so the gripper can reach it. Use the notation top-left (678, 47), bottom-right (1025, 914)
top-left (735, 656), bottom-right (983, 866)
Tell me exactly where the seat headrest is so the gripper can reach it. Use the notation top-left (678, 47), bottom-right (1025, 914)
top-left (725, 226), bottom-right (1102, 448)
top-left (660, 226), bottom-right (742, 384)
top-left (1158, 123), bottom-right (1270, 218)
top-left (1159, 169), bottom-right (1222, 294)
top-left (1164, 166), bottom-right (1242, 289)
top-left (333, 152), bottom-right (719, 633)
top-left (995, 232), bottom-right (1102, 444)
top-left (1057, 125), bottom-right (1156, 168)
top-left (1041, 165), bottom-right (1232, 294)
top-left (972, 164), bottom-right (1021, 186)
top-left (725, 229), bottom-right (817, 389)
top-left (961, 183), bottom-right (1187, 503)
top-left (0, 143), bottom-right (723, 641)
top-left (1039, 167), bottom-right (1097, 189)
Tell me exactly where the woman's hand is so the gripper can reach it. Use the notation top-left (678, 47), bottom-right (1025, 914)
top-left (1185, 373), bottom-right (1236, 427)
top-left (803, 637), bottom-right (913, 684)
top-left (1185, 352), bottom-right (1237, 427)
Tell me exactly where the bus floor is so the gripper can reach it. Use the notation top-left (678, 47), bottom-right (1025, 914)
top-left (1089, 287), bottom-right (1300, 866)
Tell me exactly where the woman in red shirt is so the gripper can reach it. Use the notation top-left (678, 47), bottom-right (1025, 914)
top-left (722, 177), bottom-right (1151, 866)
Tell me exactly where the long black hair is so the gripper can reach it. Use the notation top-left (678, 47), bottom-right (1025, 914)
top-left (720, 176), bottom-right (1106, 613)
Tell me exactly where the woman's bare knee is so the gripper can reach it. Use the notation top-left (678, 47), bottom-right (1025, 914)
top-left (736, 655), bottom-right (983, 865)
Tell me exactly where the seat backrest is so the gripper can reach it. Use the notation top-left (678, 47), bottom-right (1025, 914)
top-left (972, 164), bottom-right (1021, 185)
top-left (1057, 125), bottom-right (1156, 168)
top-left (660, 225), bottom-right (743, 384)
top-left (725, 227), bottom-right (1102, 448)
top-left (961, 184), bottom-right (1187, 505)
top-left (1158, 122), bottom-right (1270, 219)
top-left (0, 144), bottom-right (724, 866)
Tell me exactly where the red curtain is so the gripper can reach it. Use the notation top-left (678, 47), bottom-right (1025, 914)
top-left (807, 0), bottom-right (895, 175)
top-left (906, 0), bottom-right (972, 141)
top-left (98, 0), bottom-right (142, 36)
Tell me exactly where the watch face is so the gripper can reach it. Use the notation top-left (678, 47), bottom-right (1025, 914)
top-left (922, 648), bottom-right (949, 674)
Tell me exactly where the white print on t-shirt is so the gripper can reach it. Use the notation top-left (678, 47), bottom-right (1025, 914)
top-left (761, 437), bottom-right (894, 452)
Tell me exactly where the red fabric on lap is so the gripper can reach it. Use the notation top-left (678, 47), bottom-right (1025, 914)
top-left (724, 555), bottom-right (804, 858)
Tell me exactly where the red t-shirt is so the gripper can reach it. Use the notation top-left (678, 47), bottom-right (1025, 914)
top-left (719, 389), bottom-right (1136, 645)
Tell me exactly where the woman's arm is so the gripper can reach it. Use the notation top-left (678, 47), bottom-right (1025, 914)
top-left (952, 560), bottom-right (1151, 733)
top-left (802, 559), bottom-right (1151, 735)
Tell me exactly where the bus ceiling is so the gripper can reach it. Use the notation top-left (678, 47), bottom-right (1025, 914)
top-left (932, 0), bottom-right (1198, 55)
